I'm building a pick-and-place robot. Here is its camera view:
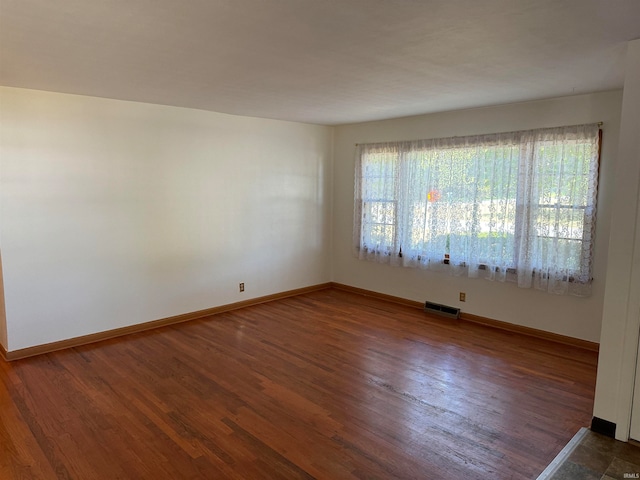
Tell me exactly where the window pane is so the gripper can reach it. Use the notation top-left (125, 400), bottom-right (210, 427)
top-left (532, 237), bottom-right (583, 273)
top-left (531, 138), bottom-right (596, 278)
top-left (406, 145), bottom-right (518, 266)
top-left (362, 200), bottom-right (396, 248)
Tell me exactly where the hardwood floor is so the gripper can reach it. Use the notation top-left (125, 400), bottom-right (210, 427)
top-left (0, 288), bottom-right (598, 479)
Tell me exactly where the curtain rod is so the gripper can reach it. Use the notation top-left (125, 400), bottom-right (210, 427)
top-left (355, 122), bottom-right (604, 145)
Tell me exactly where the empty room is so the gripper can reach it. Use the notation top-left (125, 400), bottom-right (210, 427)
top-left (2, 1), bottom-right (640, 479)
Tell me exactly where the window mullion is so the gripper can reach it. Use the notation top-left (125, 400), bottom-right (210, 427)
top-left (395, 150), bottom-right (410, 259)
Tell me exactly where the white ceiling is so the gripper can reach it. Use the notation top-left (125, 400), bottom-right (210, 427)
top-left (1, 0), bottom-right (639, 125)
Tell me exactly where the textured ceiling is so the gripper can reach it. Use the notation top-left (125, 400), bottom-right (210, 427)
top-left (1, 0), bottom-right (639, 125)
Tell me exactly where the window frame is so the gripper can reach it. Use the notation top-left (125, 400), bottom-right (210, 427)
top-left (353, 125), bottom-right (601, 288)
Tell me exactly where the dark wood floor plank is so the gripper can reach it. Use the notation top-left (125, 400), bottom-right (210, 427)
top-left (0, 368), bottom-right (58, 480)
top-left (0, 288), bottom-right (597, 479)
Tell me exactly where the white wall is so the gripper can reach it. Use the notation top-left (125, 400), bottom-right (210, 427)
top-left (0, 87), bottom-right (333, 352)
top-left (593, 39), bottom-right (640, 440)
top-left (332, 91), bottom-right (623, 343)
top-left (0, 253), bottom-right (7, 350)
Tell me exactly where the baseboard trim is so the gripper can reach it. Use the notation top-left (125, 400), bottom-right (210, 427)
top-left (460, 312), bottom-right (599, 352)
top-left (591, 416), bottom-right (616, 438)
top-left (330, 283), bottom-right (424, 309)
top-left (330, 282), bottom-right (599, 352)
top-left (3, 281), bottom-right (599, 361)
top-left (4, 283), bottom-right (332, 361)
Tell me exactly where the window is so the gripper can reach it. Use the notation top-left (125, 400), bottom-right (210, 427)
top-left (353, 124), bottom-right (601, 296)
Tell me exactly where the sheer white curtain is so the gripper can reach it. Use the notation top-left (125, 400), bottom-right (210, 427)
top-left (353, 124), bottom-right (600, 296)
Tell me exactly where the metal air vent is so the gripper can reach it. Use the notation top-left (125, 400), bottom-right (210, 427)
top-left (424, 301), bottom-right (460, 319)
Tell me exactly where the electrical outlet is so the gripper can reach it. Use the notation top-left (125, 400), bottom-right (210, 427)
top-left (239, 283), bottom-right (245, 292)
top-left (459, 292), bottom-right (466, 302)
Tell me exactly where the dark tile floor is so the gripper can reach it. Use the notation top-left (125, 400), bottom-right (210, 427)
top-left (538, 428), bottom-right (640, 480)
